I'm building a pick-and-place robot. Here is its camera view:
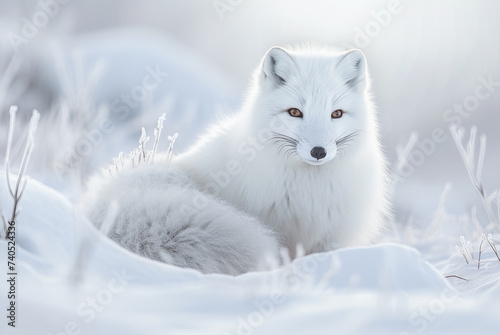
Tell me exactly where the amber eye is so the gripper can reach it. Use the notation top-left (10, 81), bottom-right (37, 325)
top-left (287, 108), bottom-right (303, 118)
top-left (331, 109), bottom-right (344, 119)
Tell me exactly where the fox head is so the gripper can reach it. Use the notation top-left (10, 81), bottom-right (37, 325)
top-left (254, 46), bottom-right (374, 166)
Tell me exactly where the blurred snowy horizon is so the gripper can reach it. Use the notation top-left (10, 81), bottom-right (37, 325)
top-left (0, 0), bottom-right (499, 225)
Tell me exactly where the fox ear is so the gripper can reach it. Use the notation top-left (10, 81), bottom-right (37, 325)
top-left (262, 47), bottom-right (295, 88)
top-left (337, 49), bottom-right (366, 89)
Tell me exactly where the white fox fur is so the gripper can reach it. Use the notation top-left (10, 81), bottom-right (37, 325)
top-left (81, 46), bottom-right (390, 275)
top-left (81, 163), bottom-right (280, 275)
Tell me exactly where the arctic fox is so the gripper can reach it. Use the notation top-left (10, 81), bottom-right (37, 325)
top-left (81, 46), bottom-right (390, 275)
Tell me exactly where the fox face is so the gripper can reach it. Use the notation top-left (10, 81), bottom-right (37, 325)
top-left (258, 47), bottom-right (371, 166)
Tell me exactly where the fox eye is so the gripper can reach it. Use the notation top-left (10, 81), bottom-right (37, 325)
top-left (287, 108), bottom-right (303, 118)
top-left (331, 109), bottom-right (344, 119)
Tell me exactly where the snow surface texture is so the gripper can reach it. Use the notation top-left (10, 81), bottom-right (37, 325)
top-left (2, 174), bottom-right (500, 335)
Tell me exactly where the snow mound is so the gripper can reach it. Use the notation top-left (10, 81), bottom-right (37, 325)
top-left (1, 175), bottom-right (500, 334)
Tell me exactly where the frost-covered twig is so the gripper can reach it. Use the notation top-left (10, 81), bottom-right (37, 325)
top-left (166, 133), bottom-right (178, 163)
top-left (148, 113), bottom-right (166, 164)
top-left (450, 125), bottom-right (498, 227)
top-left (455, 236), bottom-right (472, 264)
top-left (486, 190), bottom-right (500, 229)
top-left (4, 106), bottom-right (17, 198)
top-left (424, 183), bottom-right (451, 239)
top-left (138, 127), bottom-right (150, 163)
top-left (110, 114), bottom-right (176, 175)
top-left (2, 107), bottom-right (40, 239)
top-left (477, 234), bottom-right (485, 269)
top-left (392, 132), bottom-right (418, 184)
top-left (486, 233), bottom-right (500, 262)
top-left (1, 216), bottom-right (7, 240)
top-left (456, 233), bottom-right (500, 268)
top-left (444, 275), bottom-right (468, 281)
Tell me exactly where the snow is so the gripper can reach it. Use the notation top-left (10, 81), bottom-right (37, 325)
top-left (2, 175), bottom-right (500, 335)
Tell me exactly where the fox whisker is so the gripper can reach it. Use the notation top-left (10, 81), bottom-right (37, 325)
top-left (270, 133), bottom-right (299, 158)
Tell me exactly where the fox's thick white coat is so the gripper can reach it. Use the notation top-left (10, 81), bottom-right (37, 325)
top-left (81, 46), bottom-right (390, 275)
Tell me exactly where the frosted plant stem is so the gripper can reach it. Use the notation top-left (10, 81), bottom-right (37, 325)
top-left (166, 133), bottom-right (178, 163)
top-left (455, 245), bottom-right (469, 264)
top-left (112, 157), bottom-right (119, 174)
top-left (118, 152), bottom-right (124, 168)
top-left (450, 125), bottom-right (497, 226)
top-left (486, 234), bottom-right (500, 262)
top-left (5, 106), bottom-right (18, 198)
top-left (424, 183), bottom-right (451, 239)
top-left (476, 134), bottom-right (486, 184)
top-left (1, 215), bottom-right (7, 239)
top-left (477, 234), bottom-right (485, 269)
top-left (138, 128), bottom-right (148, 163)
top-left (3, 108), bottom-right (40, 232)
top-left (14, 111), bottom-right (40, 192)
top-left (108, 114), bottom-right (177, 176)
top-left (461, 236), bottom-right (472, 261)
top-left (149, 113), bottom-right (166, 163)
top-left (392, 132), bottom-right (418, 185)
top-left (444, 275), bottom-right (468, 281)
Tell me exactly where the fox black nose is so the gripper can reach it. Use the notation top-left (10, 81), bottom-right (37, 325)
top-left (310, 147), bottom-right (327, 160)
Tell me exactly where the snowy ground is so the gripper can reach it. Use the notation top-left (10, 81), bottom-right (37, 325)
top-left (1, 175), bottom-right (500, 335)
